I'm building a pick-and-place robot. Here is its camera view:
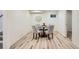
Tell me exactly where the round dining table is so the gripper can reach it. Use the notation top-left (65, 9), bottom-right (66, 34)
top-left (39, 26), bottom-right (48, 37)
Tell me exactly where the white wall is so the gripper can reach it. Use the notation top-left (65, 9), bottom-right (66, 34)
top-left (31, 11), bottom-right (57, 26)
top-left (72, 10), bottom-right (79, 47)
top-left (3, 10), bottom-right (32, 48)
top-left (57, 10), bottom-right (67, 37)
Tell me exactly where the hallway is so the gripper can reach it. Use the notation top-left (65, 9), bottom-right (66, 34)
top-left (10, 31), bottom-right (78, 49)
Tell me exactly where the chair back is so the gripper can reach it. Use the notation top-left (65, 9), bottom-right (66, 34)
top-left (36, 24), bottom-right (42, 29)
top-left (32, 26), bottom-right (37, 33)
top-left (48, 25), bottom-right (54, 34)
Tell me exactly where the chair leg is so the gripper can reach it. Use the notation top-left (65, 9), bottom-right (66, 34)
top-left (48, 34), bottom-right (50, 40)
top-left (36, 34), bottom-right (37, 39)
top-left (33, 33), bottom-right (34, 39)
top-left (38, 33), bottom-right (39, 39)
top-left (52, 33), bottom-right (53, 39)
top-left (38, 33), bottom-right (40, 37)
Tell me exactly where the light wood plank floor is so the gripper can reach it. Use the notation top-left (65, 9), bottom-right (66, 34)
top-left (10, 31), bottom-right (78, 49)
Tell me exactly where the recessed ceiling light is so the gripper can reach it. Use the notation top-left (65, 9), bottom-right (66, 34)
top-left (29, 10), bottom-right (44, 14)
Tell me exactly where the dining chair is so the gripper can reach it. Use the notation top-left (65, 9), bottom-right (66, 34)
top-left (32, 26), bottom-right (41, 39)
top-left (46, 25), bottom-right (54, 39)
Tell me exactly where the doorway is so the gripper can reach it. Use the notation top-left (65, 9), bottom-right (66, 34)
top-left (66, 10), bottom-right (72, 40)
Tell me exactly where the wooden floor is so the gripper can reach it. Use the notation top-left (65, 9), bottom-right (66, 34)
top-left (10, 31), bottom-right (78, 49)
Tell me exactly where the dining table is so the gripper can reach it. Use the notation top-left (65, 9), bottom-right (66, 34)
top-left (39, 26), bottom-right (48, 37)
